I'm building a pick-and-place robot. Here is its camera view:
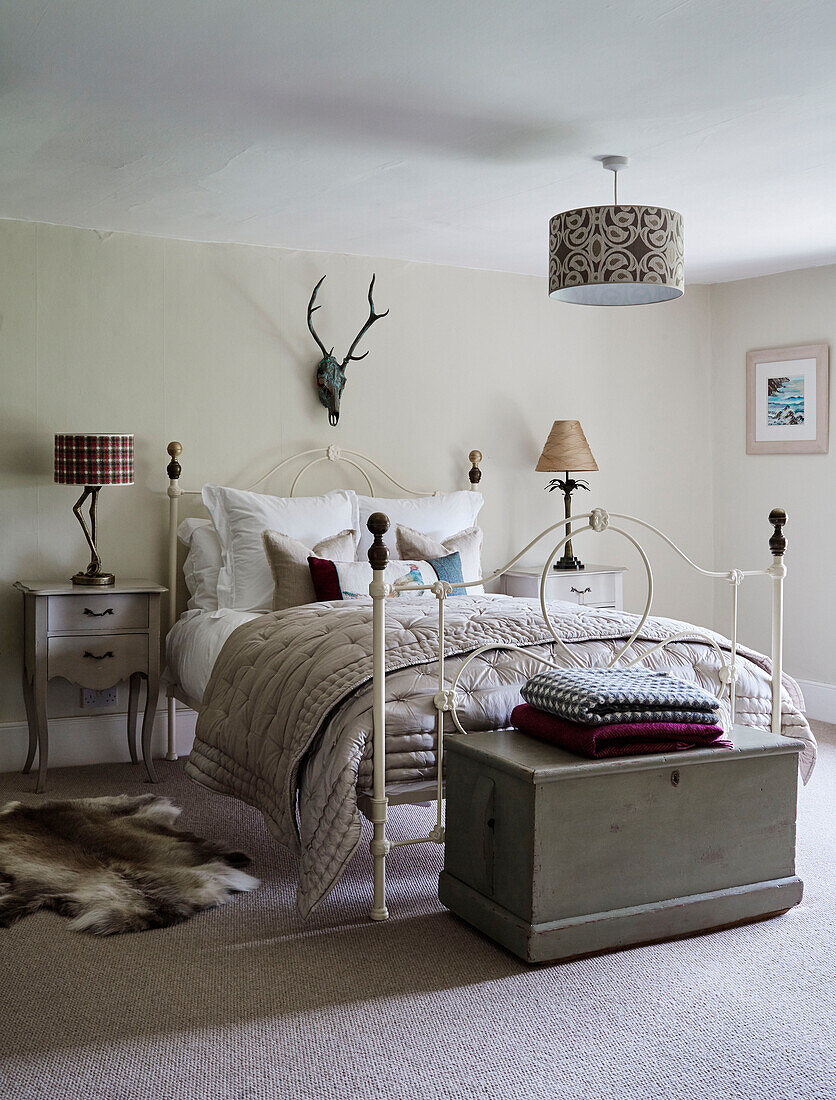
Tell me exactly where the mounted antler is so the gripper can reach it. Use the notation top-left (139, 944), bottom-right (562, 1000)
top-left (306, 274), bottom-right (389, 427)
top-left (307, 275), bottom-right (331, 360)
top-left (342, 275), bottom-right (390, 366)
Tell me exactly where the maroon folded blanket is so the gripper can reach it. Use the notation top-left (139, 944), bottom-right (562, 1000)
top-left (510, 704), bottom-right (732, 759)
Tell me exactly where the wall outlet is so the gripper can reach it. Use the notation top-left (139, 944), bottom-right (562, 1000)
top-left (81, 687), bottom-right (119, 709)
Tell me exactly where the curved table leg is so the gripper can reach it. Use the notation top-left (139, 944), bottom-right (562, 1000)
top-left (140, 671), bottom-right (160, 783)
top-left (126, 672), bottom-right (141, 765)
top-left (32, 669), bottom-right (49, 794)
top-left (21, 668), bottom-right (37, 775)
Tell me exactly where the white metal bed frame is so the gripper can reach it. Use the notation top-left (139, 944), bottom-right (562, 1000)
top-left (163, 441), bottom-right (788, 924)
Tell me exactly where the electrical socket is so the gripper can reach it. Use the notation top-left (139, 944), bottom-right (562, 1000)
top-left (81, 687), bottom-right (119, 709)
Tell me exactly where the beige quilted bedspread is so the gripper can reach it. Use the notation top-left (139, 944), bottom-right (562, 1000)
top-left (185, 595), bottom-right (814, 916)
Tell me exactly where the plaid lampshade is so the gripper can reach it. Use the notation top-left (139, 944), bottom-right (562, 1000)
top-left (54, 434), bottom-right (134, 486)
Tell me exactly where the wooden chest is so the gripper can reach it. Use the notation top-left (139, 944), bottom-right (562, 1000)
top-left (439, 726), bottom-right (804, 964)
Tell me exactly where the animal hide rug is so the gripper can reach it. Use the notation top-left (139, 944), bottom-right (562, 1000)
top-left (0, 794), bottom-right (259, 934)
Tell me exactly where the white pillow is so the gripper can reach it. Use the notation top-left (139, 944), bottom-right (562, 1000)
top-left (202, 484), bottom-right (360, 612)
top-left (357, 491), bottom-right (483, 559)
top-left (177, 518), bottom-right (223, 612)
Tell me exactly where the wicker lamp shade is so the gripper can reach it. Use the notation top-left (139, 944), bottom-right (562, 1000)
top-left (54, 434), bottom-right (134, 486)
top-left (536, 421), bottom-right (598, 473)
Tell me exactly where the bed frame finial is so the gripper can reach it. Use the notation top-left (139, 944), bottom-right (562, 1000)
top-left (468, 450), bottom-right (482, 488)
top-left (768, 508), bottom-right (787, 556)
top-left (167, 441), bottom-right (183, 481)
top-left (367, 512), bottom-right (390, 571)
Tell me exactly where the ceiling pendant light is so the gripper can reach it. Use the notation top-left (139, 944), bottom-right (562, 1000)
top-left (549, 156), bottom-right (684, 306)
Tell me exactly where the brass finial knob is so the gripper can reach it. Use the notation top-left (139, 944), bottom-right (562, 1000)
top-left (167, 441), bottom-right (183, 459)
top-left (469, 450), bottom-right (482, 465)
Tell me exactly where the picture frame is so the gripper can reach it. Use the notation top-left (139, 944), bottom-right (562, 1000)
top-left (746, 343), bottom-right (829, 455)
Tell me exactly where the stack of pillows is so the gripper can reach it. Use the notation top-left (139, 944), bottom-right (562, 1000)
top-left (177, 483), bottom-right (485, 614)
top-left (511, 666), bottom-right (731, 759)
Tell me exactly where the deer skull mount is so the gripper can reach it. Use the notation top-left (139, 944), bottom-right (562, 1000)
top-left (307, 274), bottom-right (389, 426)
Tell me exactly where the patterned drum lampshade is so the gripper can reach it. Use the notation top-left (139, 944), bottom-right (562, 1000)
top-left (54, 434), bottom-right (134, 586)
top-left (549, 157), bottom-right (684, 306)
top-left (54, 434), bottom-right (134, 486)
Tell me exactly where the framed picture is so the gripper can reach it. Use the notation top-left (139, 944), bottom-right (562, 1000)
top-left (746, 343), bottom-right (829, 455)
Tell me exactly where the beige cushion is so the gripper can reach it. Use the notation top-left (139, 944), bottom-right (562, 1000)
top-left (262, 529), bottom-right (357, 610)
top-left (394, 524), bottom-right (484, 593)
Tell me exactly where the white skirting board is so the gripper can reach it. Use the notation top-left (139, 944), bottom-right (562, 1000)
top-left (0, 707), bottom-right (197, 776)
top-left (796, 679), bottom-right (836, 724)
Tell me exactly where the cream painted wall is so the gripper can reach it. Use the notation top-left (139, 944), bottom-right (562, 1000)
top-left (0, 219), bottom-right (715, 765)
top-left (710, 264), bottom-right (836, 689)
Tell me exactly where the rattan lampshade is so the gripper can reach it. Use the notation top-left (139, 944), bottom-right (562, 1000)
top-left (535, 421), bottom-right (598, 473)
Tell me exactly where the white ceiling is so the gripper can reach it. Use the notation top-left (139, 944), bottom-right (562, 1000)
top-left (2, 0), bottom-right (836, 284)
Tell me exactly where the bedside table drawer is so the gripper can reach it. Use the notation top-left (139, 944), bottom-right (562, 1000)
top-left (48, 593), bottom-right (149, 633)
top-left (504, 570), bottom-right (619, 606)
top-left (554, 572), bottom-right (617, 607)
top-left (47, 634), bottom-right (149, 690)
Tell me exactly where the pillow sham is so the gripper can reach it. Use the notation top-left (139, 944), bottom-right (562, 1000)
top-left (177, 518), bottom-right (223, 612)
top-left (395, 524), bottom-right (484, 595)
top-left (262, 528), bottom-right (358, 610)
top-left (308, 551), bottom-right (464, 601)
top-left (202, 484), bottom-right (359, 611)
top-left (356, 491), bottom-right (483, 559)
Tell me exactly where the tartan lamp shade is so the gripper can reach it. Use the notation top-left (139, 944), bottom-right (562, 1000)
top-left (54, 435), bottom-right (134, 486)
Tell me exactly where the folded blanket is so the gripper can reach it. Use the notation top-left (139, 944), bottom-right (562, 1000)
top-left (511, 704), bottom-right (732, 759)
top-left (521, 666), bottom-right (721, 726)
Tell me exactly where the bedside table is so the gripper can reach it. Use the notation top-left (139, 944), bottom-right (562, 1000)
top-left (502, 564), bottom-right (625, 609)
top-left (14, 580), bottom-right (167, 791)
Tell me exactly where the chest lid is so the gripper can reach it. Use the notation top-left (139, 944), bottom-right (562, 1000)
top-left (445, 725), bottom-right (805, 784)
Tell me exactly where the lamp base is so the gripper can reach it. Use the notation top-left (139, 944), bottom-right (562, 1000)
top-left (72, 571), bottom-right (116, 586)
top-left (553, 558), bottom-right (585, 571)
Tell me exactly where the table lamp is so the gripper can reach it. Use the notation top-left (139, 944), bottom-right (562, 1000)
top-left (54, 434), bottom-right (134, 586)
top-left (535, 420), bottom-right (598, 570)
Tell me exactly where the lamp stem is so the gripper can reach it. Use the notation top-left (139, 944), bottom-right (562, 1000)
top-left (562, 470), bottom-right (577, 564)
top-left (553, 470), bottom-right (584, 570)
top-left (71, 485), bottom-right (115, 585)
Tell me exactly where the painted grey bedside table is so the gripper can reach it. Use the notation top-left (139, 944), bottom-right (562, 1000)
top-left (14, 580), bottom-right (167, 791)
top-left (502, 564), bottom-right (626, 609)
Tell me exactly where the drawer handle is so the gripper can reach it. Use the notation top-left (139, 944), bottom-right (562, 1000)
top-left (84, 607), bottom-right (115, 617)
top-left (83, 650), bottom-right (114, 661)
top-left (570, 586), bottom-right (592, 595)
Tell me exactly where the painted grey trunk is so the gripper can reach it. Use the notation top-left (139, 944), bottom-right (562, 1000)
top-left (440, 726), bottom-right (804, 964)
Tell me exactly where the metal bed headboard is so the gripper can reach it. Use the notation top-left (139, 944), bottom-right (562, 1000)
top-left (163, 441), bottom-right (483, 759)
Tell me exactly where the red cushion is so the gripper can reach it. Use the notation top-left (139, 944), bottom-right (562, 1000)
top-left (307, 556), bottom-right (343, 601)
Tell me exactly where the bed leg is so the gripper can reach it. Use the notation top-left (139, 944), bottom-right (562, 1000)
top-left (370, 799), bottom-right (390, 922)
top-left (368, 511), bottom-right (391, 922)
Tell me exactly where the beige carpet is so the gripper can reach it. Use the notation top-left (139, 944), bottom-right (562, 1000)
top-left (1, 723), bottom-right (834, 1100)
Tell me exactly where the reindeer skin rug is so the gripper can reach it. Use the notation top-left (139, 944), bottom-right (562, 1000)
top-left (0, 794), bottom-right (259, 934)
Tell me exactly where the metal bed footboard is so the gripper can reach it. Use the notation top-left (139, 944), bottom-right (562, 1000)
top-left (364, 504), bottom-right (789, 922)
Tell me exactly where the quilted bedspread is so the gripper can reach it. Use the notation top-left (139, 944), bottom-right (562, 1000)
top-left (185, 595), bottom-right (815, 916)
